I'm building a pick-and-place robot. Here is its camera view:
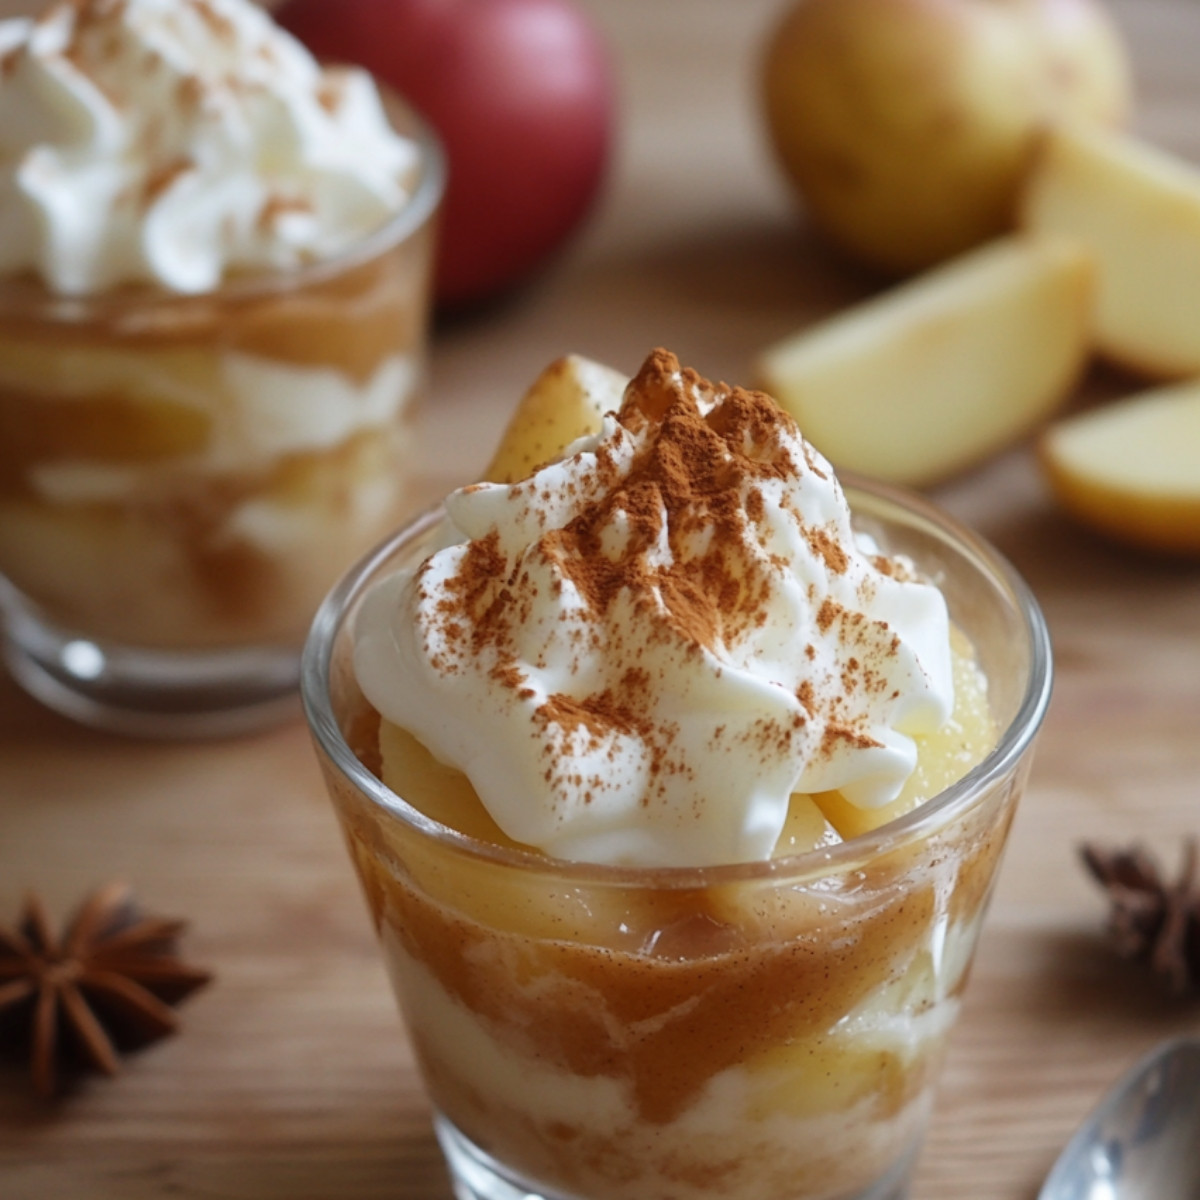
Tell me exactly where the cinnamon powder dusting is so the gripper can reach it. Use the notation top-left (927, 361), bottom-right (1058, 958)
top-left (140, 156), bottom-right (193, 208)
top-left (422, 349), bottom-right (909, 823)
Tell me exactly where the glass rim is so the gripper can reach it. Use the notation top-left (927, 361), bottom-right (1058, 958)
top-left (301, 473), bottom-right (1054, 887)
top-left (0, 85), bottom-right (446, 319)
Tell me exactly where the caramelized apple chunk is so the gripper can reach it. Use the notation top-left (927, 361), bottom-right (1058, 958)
top-left (814, 625), bottom-right (996, 840)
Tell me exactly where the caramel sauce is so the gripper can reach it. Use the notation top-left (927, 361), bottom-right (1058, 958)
top-left (225, 257), bottom-right (424, 385)
top-left (318, 694), bottom-right (1013, 1198)
top-left (0, 393), bottom-right (212, 492)
top-left (374, 848), bottom-right (943, 1126)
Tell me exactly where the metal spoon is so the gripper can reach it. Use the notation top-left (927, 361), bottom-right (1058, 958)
top-left (1039, 1036), bottom-right (1200, 1200)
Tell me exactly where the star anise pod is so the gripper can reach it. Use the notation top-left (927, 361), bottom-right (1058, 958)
top-left (1080, 838), bottom-right (1200, 998)
top-left (0, 882), bottom-right (212, 1097)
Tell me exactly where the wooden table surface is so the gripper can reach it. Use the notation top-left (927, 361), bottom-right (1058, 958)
top-left (2, 1), bottom-right (1199, 1197)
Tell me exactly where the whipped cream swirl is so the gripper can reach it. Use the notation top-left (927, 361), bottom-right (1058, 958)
top-left (0, 0), bottom-right (419, 294)
top-left (356, 350), bottom-right (955, 867)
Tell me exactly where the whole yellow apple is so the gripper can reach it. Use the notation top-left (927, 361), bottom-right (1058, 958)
top-left (762, 0), bottom-right (1131, 274)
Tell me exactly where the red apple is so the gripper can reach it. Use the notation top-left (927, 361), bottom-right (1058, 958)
top-left (274, 0), bottom-right (615, 308)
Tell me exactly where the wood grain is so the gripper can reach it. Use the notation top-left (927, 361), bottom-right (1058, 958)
top-left (2, 2), bottom-right (1199, 1197)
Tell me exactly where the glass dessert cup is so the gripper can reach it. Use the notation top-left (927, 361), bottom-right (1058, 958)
top-left (0, 100), bottom-right (444, 738)
top-left (302, 478), bottom-right (1053, 1200)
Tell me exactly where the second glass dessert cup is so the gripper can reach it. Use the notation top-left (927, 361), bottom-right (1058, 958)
top-left (0, 102), bottom-right (444, 738)
top-left (302, 479), bottom-right (1053, 1200)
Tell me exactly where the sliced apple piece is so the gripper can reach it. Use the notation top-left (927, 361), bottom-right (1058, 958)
top-left (773, 792), bottom-right (843, 859)
top-left (377, 718), bottom-right (690, 949)
top-left (379, 717), bottom-right (523, 849)
top-left (745, 1032), bottom-right (916, 1121)
top-left (754, 234), bottom-right (1094, 487)
top-left (813, 625), bottom-right (996, 839)
top-left (483, 353), bottom-right (628, 483)
top-left (0, 336), bottom-right (221, 408)
top-left (0, 395), bottom-right (211, 481)
top-left (1039, 380), bottom-right (1200, 556)
top-left (1020, 123), bottom-right (1200, 377)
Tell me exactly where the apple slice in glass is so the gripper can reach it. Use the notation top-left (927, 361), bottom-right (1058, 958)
top-left (484, 353), bottom-right (628, 484)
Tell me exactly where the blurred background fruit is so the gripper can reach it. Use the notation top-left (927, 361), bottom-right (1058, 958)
top-left (1039, 381), bottom-right (1200, 555)
top-left (1021, 122), bottom-right (1200, 378)
top-left (276, 0), bottom-right (615, 309)
top-left (760, 0), bottom-right (1132, 276)
top-left (755, 234), bottom-right (1093, 486)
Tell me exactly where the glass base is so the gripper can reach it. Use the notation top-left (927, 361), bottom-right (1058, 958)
top-left (433, 1113), bottom-right (917, 1200)
top-left (1, 585), bottom-right (301, 738)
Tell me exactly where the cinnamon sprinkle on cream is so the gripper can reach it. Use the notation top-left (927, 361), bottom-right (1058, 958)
top-left (357, 349), bottom-right (956, 866)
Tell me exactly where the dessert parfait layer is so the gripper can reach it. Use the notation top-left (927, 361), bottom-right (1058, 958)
top-left (321, 732), bottom-right (1023, 1200)
top-left (304, 351), bottom-right (1052, 1200)
top-left (0, 220), bottom-right (436, 648)
top-left (0, 0), bottom-right (442, 651)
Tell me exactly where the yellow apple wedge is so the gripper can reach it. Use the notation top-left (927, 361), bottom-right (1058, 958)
top-left (1021, 123), bottom-right (1200, 377)
top-left (377, 718), bottom-right (700, 947)
top-left (1040, 381), bottom-right (1200, 555)
top-left (754, 234), bottom-right (1094, 487)
top-left (813, 627), bottom-right (997, 838)
top-left (483, 354), bottom-right (628, 484)
top-left (378, 718), bottom-right (522, 848)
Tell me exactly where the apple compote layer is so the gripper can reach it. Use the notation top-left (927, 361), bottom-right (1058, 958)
top-left (317, 635), bottom-right (1022, 1200)
top-left (0, 227), bottom-right (434, 650)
